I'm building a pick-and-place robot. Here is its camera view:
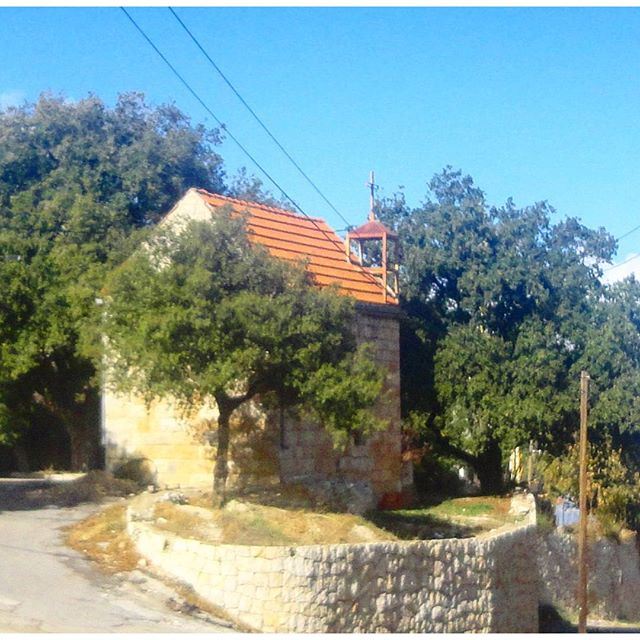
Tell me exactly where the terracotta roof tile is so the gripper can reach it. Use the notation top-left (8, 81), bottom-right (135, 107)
top-left (349, 219), bottom-right (398, 239)
top-left (195, 190), bottom-right (397, 306)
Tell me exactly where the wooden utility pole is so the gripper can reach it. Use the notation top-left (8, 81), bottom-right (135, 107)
top-left (577, 370), bottom-right (590, 634)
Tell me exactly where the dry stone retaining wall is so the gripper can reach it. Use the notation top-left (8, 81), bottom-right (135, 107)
top-left (126, 494), bottom-right (538, 633)
top-left (538, 529), bottom-right (640, 621)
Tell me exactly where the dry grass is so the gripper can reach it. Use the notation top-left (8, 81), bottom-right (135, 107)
top-left (150, 494), bottom-right (518, 546)
top-left (65, 504), bottom-right (141, 573)
top-left (16, 471), bottom-right (140, 509)
top-left (154, 500), bottom-right (396, 546)
top-left (189, 484), bottom-right (322, 511)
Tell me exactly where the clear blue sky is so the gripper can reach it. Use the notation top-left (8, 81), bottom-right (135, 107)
top-left (1, 7), bottom-right (639, 268)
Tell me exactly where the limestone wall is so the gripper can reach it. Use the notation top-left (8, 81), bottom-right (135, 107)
top-left (103, 393), bottom-right (218, 488)
top-left (104, 308), bottom-right (405, 500)
top-left (126, 494), bottom-right (538, 633)
top-left (277, 310), bottom-right (404, 498)
top-left (538, 529), bottom-right (640, 621)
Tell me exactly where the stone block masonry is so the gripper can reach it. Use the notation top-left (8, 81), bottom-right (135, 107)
top-left (538, 528), bottom-right (640, 621)
top-left (104, 307), bottom-right (405, 502)
top-left (126, 494), bottom-right (538, 633)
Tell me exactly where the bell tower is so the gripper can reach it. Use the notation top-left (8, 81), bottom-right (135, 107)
top-left (345, 171), bottom-right (399, 304)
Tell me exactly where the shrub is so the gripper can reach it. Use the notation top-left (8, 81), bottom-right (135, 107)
top-left (542, 438), bottom-right (640, 531)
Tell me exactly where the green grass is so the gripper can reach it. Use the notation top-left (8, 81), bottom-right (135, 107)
top-left (424, 499), bottom-right (494, 518)
top-left (367, 496), bottom-right (514, 540)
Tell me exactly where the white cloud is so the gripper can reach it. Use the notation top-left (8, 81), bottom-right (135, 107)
top-left (602, 253), bottom-right (640, 285)
top-left (0, 90), bottom-right (25, 110)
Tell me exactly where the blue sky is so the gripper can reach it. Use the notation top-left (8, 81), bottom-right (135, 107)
top-left (1, 7), bottom-right (639, 275)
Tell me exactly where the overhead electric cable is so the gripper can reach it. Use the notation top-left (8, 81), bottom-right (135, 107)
top-left (168, 6), bottom-right (354, 232)
top-left (120, 8), bottom-right (386, 294)
top-left (121, 8), bottom-right (297, 214)
top-left (603, 252), bottom-right (640, 273)
top-left (601, 224), bottom-right (640, 273)
top-left (616, 223), bottom-right (640, 243)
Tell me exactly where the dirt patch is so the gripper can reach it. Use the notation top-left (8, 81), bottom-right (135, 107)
top-left (65, 504), bottom-right (141, 573)
top-left (153, 499), bottom-right (396, 546)
top-left (190, 484), bottom-right (322, 511)
top-left (65, 501), bottom-right (240, 630)
top-left (145, 493), bottom-right (520, 545)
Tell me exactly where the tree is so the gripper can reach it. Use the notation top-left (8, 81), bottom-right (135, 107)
top-left (0, 92), bottom-right (226, 468)
top-left (227, 166), bottom-right (293, 210)
top-left (378, 167), bottom-right (617, 492)
top-left (102, 211), bottom-right (385, 501)
top-left (576, 277), bottom-right (640, 469)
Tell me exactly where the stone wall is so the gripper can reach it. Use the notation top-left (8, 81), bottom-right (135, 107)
top-left (104, 307), bottom-right (405, 501)
top-left (538, 529), bottom-right (640, 621)
top-left (126, 494), bottom-right (538, 633)
top-left (277, 308), bottom-right (404, 499)
top-left (103, 393), bottom-right (218, 488)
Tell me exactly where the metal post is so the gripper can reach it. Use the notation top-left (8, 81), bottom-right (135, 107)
top-left (577, 370), bottom-right (590, 633)
top-left (368, 170), bottom-right (376, 221)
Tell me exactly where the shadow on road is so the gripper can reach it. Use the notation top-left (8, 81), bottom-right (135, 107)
top-left (539, 604), bottom-right (640, 634)
top-left (0, 472), bottom-right (139, 512)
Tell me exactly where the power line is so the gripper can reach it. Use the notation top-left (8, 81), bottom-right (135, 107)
top-left (603, 252), bottom-right (640, 273)
top-left (601, 225), bottom-right (640, 273)
top-left (167, 7), bottom-right (354, 232)
top-left (120, 8), bottom-right (386, 294)
top-left (616, 223), bottom-right (640, 243)
top-left (121, 8), bottom-right (295, 214)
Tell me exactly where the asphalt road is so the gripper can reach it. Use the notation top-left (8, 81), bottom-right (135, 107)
top-left (0, 478), bottom-right (233, 633)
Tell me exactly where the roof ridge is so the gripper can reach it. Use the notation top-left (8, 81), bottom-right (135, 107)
top-left (195, 188), bottom-right (326, 223)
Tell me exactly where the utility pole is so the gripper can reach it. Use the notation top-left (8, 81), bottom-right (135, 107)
top-left (577, 370), bottom-right (590, 634)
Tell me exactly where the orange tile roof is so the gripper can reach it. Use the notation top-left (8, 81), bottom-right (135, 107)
top-left (195, 190), bottom-right (398, 306)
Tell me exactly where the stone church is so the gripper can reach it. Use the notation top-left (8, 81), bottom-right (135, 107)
top-left (103, 188), bottom-right (409, 505)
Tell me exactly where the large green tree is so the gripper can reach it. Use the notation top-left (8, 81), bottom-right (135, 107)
top-left (0, 92), bottom-right (226, 468)
top-left (379, 168), bottom-right (618, 492)
top-left (578, 278), bottom-right (640, 466)
top-left (102, 211), bottom-right (385, 500)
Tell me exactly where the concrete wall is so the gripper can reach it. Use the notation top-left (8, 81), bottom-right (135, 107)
top-left (126, 494), bottom-right (538, 633)
top-left (538, 529), bottom-right (640, 621)
top-left (104, 309), bottom-right (405, 501)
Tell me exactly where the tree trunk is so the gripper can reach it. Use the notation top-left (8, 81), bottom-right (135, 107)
top-left (13, 442), bottom-right (30, 472)
top-left (32, 390), bottom-right (99, 472)
top-left (213, 403), bottom-right (232, 506)
top-left (68, 424), bottom-right (91, 472)
top-left (474, 439), bottom-right (504, 494)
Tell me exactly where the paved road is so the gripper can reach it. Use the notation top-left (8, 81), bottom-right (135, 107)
top-left (0, 479), bottom-right (232, 632)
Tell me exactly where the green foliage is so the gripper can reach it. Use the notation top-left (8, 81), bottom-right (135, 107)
top-left (378, 167), bottom-right (618, 492)
top-left (103, 211), bottom-right (385, 493)
top-left (542, 438), bottom-right (640, 530)
top-left (536, 508), bottom-right (556, 535)
top-left (0, 92), bottom-right (226, 465)
top-left (226, 167), bottom-right (293, 211)
top-left (300, 345), bottom-right (386, 448)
